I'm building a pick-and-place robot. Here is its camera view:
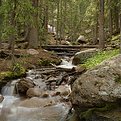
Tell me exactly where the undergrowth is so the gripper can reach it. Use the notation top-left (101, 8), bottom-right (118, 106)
top-left (83, 49), bottom-right (119, 69)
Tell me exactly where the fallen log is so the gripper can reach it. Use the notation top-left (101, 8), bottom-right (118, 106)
top-left (42, 45), bottom-right (99, 49)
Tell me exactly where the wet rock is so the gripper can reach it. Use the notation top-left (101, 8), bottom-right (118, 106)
top-left (72, 49), bottom-right (99, 65)
top-left (70, 54), bottom-right (121, 120)
top-left (17, 78), bottom-right (35, 94)
top-left (16, 102), bottom-right (70, 121)
top-left (26, 88), bottom-right (42, 98)
top-left (19, 97), bottom-right (56, 108)
top-left (42, 91), bottom-right (49, 98)
top-left (55, 85), bottom-right (71, 96)
top-left (0, 95), bottom-right (4, 103)
top-left (74, 65), bottom-right (86, 73)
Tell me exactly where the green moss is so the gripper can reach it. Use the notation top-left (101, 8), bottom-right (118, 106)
top-left (80, 108), bottom-right (94, 120)
top-left (79, 103), bottom-right (118, 120)
top-left (38, 58), bottom-right (61, 66)
top-left (114, 74), bottom-right (121, 83)
top-left (0, 63), bottom-right (26, 80)
top-left (112, 34), bottom-right (120, 41)
top-left (96, 103), bottom-right (117, 112)
top-left (38, 59), bottom-right (52, 66)
top-left (0, 71), bottom-right (12, 80)
top-left (83, 49), bottom-right (119, 69)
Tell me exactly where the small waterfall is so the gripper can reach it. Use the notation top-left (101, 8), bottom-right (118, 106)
top-left (57, 57), bottom-right (76, 69)
top-left (1, 80), bottom-right (19, 96)
top-left (0, 79), bottom-right (21, 120)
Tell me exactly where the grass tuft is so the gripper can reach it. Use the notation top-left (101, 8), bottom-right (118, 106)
top-left (83, 49), bottom-right (119, 69)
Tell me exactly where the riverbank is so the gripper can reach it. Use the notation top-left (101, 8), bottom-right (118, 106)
top-left (0, 55), bottom-right (76, 121)
top-left (0, 48), bottom-right (61, 88)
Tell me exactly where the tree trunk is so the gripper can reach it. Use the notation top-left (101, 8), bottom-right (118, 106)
top-left (109, 3), bottom-right (113, 39)
top-left (92, 7), bottom-right (98, 45)
top-left (56, 0), bottom-right (60, 45)
top-left (59, 0), bottom-right (63, 44)
top-left (43, 0), bottom-right (48, 45)
top-left (8, 0), bottom-right (16, 52)
top-left (63, 0), bottom-right (67, 41)
top-left (8, 0), bottom-right (17, 65)
top-left (114, 6), bottom-right (119, 33)
top-left (28, 0), bottom-right (39, 48)
top-left (27, 27), bottom-right (38, 48)
top-left (99, 0), bottom-right (105, 49)
top-left (0, 0), bottom-right (2, 49)
top-left (120, 13), bottom-right (121, 53)
top-left (109, 10), bottom-right (113, 38)
top-left (92, 24), bottom-right (98, 45)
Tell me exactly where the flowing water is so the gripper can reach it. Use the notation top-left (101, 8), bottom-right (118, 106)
top-left (57, 57), bottom-right (76, 69)
top-left (0, 57), bottom-right (74, 121)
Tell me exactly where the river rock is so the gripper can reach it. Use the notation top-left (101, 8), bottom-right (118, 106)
top-left (74, 65), bottom-right (86, 73)
top-left (19, 97), bottom-right (56, 108)
top-left (0, 95), bottom-right (4, 103)
top-left (17, 102), bottom-right (70, 121)
top-left (72, 48), bottom-right (99, 65)
top-left (55, 85), bottom-right (71, 96)
top-left (76, 35), bottom-right (86, 44)
top-left (17, 78), bottom-right (35, 94)
top-left (26, 88), bottom-right (42, 98)
top-left (70, 54), bottom-right (121, 120)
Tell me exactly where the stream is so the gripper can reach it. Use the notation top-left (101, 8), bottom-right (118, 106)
top-left (0, 57), bottom-right (76, 121)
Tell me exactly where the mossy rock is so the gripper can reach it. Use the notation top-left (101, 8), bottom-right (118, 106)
top-left (38, 58), bottom-right (61, 67)
top-left (79, 103), bottom-right (119, 120)
top-left (38, 59), bottom-right (52, 66)
top-left (65, 111), bottom-right (80, 121)
top-left (0, 63), bottom-right (26, 89)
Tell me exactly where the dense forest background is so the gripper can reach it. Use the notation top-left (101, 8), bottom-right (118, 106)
top-left (0, 0), bottom-right (121, 50)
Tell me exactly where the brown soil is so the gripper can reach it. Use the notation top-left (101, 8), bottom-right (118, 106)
top-left (0, 48), bottom-right (61, 72)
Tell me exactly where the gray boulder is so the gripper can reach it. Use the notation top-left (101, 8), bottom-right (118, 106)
top-left (70, 54), bottom-right (121, 120)
top-left (71, 54), bottom-right (121, 107)
top-left (72, 49), bottom-right (99, 65)
top-left (76, 35), bottom-right (86, 44)
top-left (26, 87), bottom-right (49, 98)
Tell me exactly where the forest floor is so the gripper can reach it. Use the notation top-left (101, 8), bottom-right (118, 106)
top-left (0, 48), bottom-right (61, 72)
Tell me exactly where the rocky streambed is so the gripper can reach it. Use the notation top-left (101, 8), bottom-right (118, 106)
top-left (1, 49), bottom-right (120, 121)
top-left (0, 58), bottom-right (85, 121)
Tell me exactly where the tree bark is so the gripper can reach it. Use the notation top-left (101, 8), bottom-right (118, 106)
top-left (120, 13), bottom-right (121, 53)
top-left (56, 0), bottom-right (60, 45)
top-left (0, 0), bottom-right (2, 49)
top-left (8, 0), bottom-right (16, 52)
top-left (109, 3), bottom-right (113, 39)
top-left (92, 24), bottom-right (98, 45)
top-left (114, 6), bottom-right (119, 33)
top-left (59, 0), bottom-right (63, 44)
top-left (109, 11), bottom-right (113, 38)
top-left (99, 0), bottom-right (105, 49)
top-left (43, 0), bottom-right (48, 45)
top-left (28, 0), bottom-right (39, 48)
top-left (92, 6), bottom-right (98, 45)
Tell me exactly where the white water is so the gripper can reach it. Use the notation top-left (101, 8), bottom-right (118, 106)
top-left (1, 80), bottom-right (19, 96)
top-left (57, 57), bottom-right (76, 69)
